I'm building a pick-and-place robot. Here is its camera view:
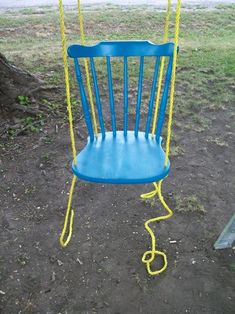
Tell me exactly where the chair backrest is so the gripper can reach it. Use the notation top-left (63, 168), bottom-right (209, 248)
top-left (68, 40), bottom-right (175, 142)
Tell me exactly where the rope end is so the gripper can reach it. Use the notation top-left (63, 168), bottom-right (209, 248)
top-left (60, 208), bottom-right (75, 248)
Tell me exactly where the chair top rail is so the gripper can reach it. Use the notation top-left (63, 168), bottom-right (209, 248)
top-left (68, 40), bottom-right (175, 58)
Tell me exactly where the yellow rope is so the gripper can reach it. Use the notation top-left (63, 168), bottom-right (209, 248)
top-left (77, 0), bottom-right (98, 136)
top-left (60, 176), bottom-right (77, 247)
top-left (151, 0), bottom-right (171, 137)
top-left (58, 0), bottom-right (77, 164)
top-left (58, 0), bottom-right (77, 247)
top-left (141, 180), bottom-right (173, 275)
top-left (165, 0), bottom-right (181, 166)
top-left (142, 0), bottom-right (181, 276)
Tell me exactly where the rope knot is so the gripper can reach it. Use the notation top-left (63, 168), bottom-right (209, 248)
top-left (142, 250), bottom-right (168, 276)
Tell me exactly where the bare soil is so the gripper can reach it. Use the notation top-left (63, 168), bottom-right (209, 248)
top-left (0, 79), bottom-right (235, 313)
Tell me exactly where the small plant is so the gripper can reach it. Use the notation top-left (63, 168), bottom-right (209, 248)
top-left (8, 128), bottom-right (17, 138)
top-left (230, 263), bottom-right (235, 272)
top-left (41, 153), bottom-right (52, 165)
top-left (22, 114), bottom-right (45, 133)
top-left (206, 136), bottom-right (229, 148)
top-left (43, 99), bottom-right (59, 112)
top-left (174, 195), bottom-right (206, 214)
top-left (22, 116), bottom-right (39, 133)
top-left (24, 186), bottom-right (36, 194)
top-left (43, 136), bottom-right (53, 144)
top-left (170, 144), bottom-right (185, 157)
top-left (17, 95), bottom-right (30, 106)
top-left (17, 253), bottom-right (29, 266)
top-left (37, 114), bottom-right (45, 128)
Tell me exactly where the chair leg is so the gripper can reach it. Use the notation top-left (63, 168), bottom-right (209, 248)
top-left (141, 180), bottom-right (173, 275)
top-left (59, 175), bottom-right (77, 247)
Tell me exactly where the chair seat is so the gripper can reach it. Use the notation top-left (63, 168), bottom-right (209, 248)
top-left (72, 131), bottom-right (170, 184)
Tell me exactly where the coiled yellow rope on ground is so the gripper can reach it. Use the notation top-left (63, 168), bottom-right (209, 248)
top-left (141, 181), bottom-right (173, 275)
top-left (142, 0), bottom-right (181, 275)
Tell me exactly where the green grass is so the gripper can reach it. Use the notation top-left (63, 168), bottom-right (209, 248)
top-left (0, 5), bottom-right (234, 134)
top-left (174, 195), bottom-right (206, 214)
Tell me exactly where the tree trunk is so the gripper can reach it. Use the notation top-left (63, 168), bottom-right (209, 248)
top-left (0, 52), bottom-right (43, 113)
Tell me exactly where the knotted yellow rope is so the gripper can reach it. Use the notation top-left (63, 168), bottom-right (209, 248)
top-left (141, 180), bottom-right (173, 275)
top-left (60, 176), bottom-right (77, 247)
top-left (58, 0), bottom-right (77, 164)
top-left (142, 0), bottom-right (181, 275)
top-left (151, 0), bottom-right (171, 137)
top-left (165, 0), bottom-right (181, 166)
top-left (77, 0), bottom-right (98, 136)
top-left (58, 0), bottom-right (77, 247)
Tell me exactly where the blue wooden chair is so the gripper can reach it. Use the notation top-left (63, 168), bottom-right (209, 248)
top-left (68, 40), bottom-right (174, 184)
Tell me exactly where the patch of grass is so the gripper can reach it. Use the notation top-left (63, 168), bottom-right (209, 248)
top-left (170, 144), bottom-right (185, 157)
top-left (24, 186), bottom-right (36, 195)
top-left (41, 153), bottom-right (54, 166)
top-left (21, 206), bottom-right (46, 222)
top-left (42, 99), bottom-right (60, 113)
top-left (174, 195), bottom-right (206, 214)
top-left (0, 5), bottom-right (234, 134)
top-left (206, 136), bottom-right (229, 147)
top-left (22, 114), bottom-right (45, 133)
top-left (42, 136), bottom-right (53, 144)
top-left (22, 116), bottom-right (39, 133)
top-left (17, 253), bottom-right (30, 267)
top-left (229, 263), bottom-right (235, 272)
top-left (7, 128), bottom-right (17, 138)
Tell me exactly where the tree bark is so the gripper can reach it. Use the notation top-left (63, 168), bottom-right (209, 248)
top-left (0, 53), bottom-right (42, 112)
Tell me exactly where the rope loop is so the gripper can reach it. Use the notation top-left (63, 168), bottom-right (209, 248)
top-left (142, 250), bottom-right (168, 276)
top-left (59, 176), bottom-right (77, 247)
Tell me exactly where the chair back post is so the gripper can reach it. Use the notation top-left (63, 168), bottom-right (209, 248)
top-left (123, 56), bottom-right (128, 137)
top-left (106, 56), bottom-right (117, 137)
top-left (135, 56), bottom-right (144, 137)
top-left (155, 56), bottom-right (173, 142)
top-left (90, 57), bottom-right (106, 139)
top-left (145, 57), bottom-right (161, 138)
top-left (74, 58), bottom-right (94, 141)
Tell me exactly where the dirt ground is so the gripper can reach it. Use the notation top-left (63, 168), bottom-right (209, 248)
top-left (1, 87), bottom-right (235, 313)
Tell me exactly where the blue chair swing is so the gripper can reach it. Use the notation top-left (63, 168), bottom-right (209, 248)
top-left (58, 0), bottom-right (181, 276)
top-left (68, 40), bottom-right (174, 184)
